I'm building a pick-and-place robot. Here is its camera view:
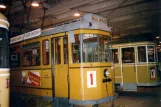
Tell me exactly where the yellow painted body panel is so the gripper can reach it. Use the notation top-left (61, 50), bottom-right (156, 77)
top-left (114, 64), bottom-right (159, 85)
top-left (69, 68), bottom-right (82, 100)
top-left (122, 64), bottom-right (136, 83)
top-left (11, 87), bottom-right (52, 97)
top-left (54, 65), bottom-right (68, 98)
top-left (69, 62), bottom-right (112, 67)
top-left (69, 65), bottom-right (114, 101)
top-left (66, 29), bottom-right (112, 37)
top-left (137, 64), bottom-right (159, 83)
top-left (137, 65), bottom-right (149, 83)
top-left (0, 69), bottom-right (10, 107)
top-left (114, 65), bottom-right (122, 83)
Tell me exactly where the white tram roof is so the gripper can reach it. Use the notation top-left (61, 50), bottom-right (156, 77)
top-left (10, 14), bottom-right (112, 44)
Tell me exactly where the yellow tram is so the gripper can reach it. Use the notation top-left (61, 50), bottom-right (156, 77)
top-left (111, 40), bottom-right (161, 91)
top-left (0, 13), bottom-right (10, 107)
top-left (10, 14), bottom-right (116, 107)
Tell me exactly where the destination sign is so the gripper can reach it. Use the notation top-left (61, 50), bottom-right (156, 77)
top-left (10, 28), bottom-right (41, 44)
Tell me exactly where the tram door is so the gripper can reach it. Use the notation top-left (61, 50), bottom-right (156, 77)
top-left (52, 36), bottom-right (69, 98)
top-left (121, 47), bottom-right (137, 91)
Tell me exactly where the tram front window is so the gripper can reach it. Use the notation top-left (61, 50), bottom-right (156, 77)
top-left (83, 34), bottom-right (111, 63)
top-left (71, 34), bottom-right (111, 63)
top-left (148, 46), bottom-right (155, 62)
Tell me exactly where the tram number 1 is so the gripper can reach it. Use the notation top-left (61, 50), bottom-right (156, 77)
top-left (87, 71), bottom-right (97, 88)
top-left (150, 68), bottom-right (156, 80)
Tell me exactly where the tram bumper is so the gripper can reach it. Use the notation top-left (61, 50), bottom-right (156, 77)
top-left (69, 93), bottom-right (118, 105)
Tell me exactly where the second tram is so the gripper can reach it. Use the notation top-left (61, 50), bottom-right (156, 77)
top-left (10, 14), bottom-right (116, 107)
top-left (111, 40), bottom-right (161, 91)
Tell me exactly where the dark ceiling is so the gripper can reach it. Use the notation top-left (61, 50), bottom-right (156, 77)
top-left (1, 0), bottom-right (161, 44)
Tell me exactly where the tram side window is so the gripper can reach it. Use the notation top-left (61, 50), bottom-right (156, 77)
top-left (42, 40), bottom-right (49, 65)
top-left (64, 37), bottom-right (68, 64)
top-left (138, 46), bottom-right (146, 63)
top-left (112, 49), bottom-right (119, 63)
top-left (72, 34), bottom-right (80, 63)
top-left (148, 46), bottom-right (155, 62)
top-left (55, 38), bottom-right (61, 64)
top-left (22, 42), bottom-right (40, 66)
top-left (10, 46), bottom-right (20, 67)
top-left (122, 47), bottom-right (135, 63)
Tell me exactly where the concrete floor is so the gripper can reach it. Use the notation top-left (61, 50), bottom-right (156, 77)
top-left (97, 86), bottom-right (161, 107)
top-left (100, 93), bottom-right (160, 107)
top-left (11, 86), bottom-right (161, 107)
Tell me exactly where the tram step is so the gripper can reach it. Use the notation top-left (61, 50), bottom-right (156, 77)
top-left (123, 83), bottom-right (137, 91)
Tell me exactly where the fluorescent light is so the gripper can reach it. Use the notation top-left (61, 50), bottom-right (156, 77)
top-left (31, 0), bottom-right (39, 7)
top-left (74, 10), bottom-right (80, 17)
top-left (0, 4), bottom-right (6, 9)
top-left (156, 36), bottom-right (160, 39)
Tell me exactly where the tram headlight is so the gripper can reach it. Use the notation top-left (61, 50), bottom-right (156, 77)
top-left (104, 69), bottom-right (109, 77)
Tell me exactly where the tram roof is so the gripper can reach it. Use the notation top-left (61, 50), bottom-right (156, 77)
top-left (112, 35), bottom-right (155, 43)
top-left (112, 41), bottom-right (156, 47)
top-left (10, 14), bottom-right (112, 44)
top-left (111, 35), bottom-right (156, 47)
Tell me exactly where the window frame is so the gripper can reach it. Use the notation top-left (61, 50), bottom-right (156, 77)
top-left (111, 48), bottom-right (119, 64)
top-left (54, 37), bottom-right (61, 65)
top-left (81, 34), bottom-right (112, 63)
top-left (71, 34), bottom-right (81, 64)
top-left (147, 45), bottom-right (157, 63)
top-left (121, 46), bottom-right (136, 64)
top-left (10, 46), bottom-right (21, 68)
top-left (42, 39), bottom-right (50, 65)
top-left (63, 36), bottom-right (68, 64)
top-left (137, 45), bottom-right (147, 63)
top-left (22, 41), bottom-right (41, 66)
